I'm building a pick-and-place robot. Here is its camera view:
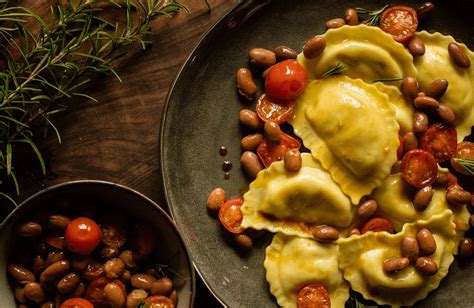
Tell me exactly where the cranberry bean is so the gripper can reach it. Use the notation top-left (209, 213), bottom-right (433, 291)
top-left (383, 257), bottom-right (410, 274)
top-left (24, 282), bottom-right (46, 304)
top-left (71, 282), bottom-right (86, 297)
top-left (169, 290), bottom-right (178, 305)
top-left (104, 258), bottom-right (126, 279)
top-left (48, 215), bottom-right (70, 231)
top-left (284, 149), bottom-right (302, 173)
top-left (120, 270), bottom-right (131, 284)
top-left (401, 77), bottom-right (418, 100)
top-left (357, 199), bottom-right (377, 220)
top-left (416, 257), bottom-right (438, 275)
top-left (459, 237), bottom-right (474, 260)
top-left (239, 109), bottom-right (261, 130)
top-left (402, 132), bottom-right (418, 154)
top-left (416, 2), bottom-right (435, 20)
top-left (414, 96), bottom-right (439, 110)
top-left (313, 226), bottom-right (339, 242)
top-left (45, 251), bottom-right (66, 267)
top-left (448, 42), bottom-right (471, 68)
top-left (234, 233), bottom-right (253, 250)
top-left (303, 36), bottom-right (326, 59)
top-left (344, 8), bottom-right (359, 25)
top-left (347, 228), bottom-right (360, 237)
top-left (119, 250), bottom-right (136, 270)
top-left (236, 68), bottom-right (257, 101)
top-left (241, 133), bottom-right (263, 151)
top-left (8, 264), bottom-right (35, 283)
top-left (14, 285), bottom-right (27, 304)
top-left (425, 78), bottom-right (448, 99)
top-left (207, 188), bottom-right (226, 212)
top-left (151, 277), bottom-right (174, 296)
top-left (437, 104), bottom-right (455, 124)
top-left (401, 236), bottom-right (420, 264)
top-left (71, 256), bottom-right (94, 271)
top-left (326, 18), bottom-right (345, 29)
top-left (131, 274), bottom-right (156, 291)
top-left (101, 246), bottom-right (120, 260)
top-left (416, 228), bottom-right (436, 256)
top-left (446, 186), bottom-right (471, 205)
top-left (104, 282), bottom-right (126, 307)
top-left (40, 260), bottom-right (70, 284)
top-left (264, 121), bottom-right (281, 145)
top-left (274, 46), bottom-right (298, 61)
top-left (57, 273), bottom-right (80, 294)
top-left (435, 172), bottom-right (449, 187)
top-left (413, 112), bottom-right (429, 134)
top-left (41, 302), bottom-right (54, 308)
top-left (17, 222), bottom-right (42, 238)
top-left (241, 151), bottom-right (264, 179)
top-left (407, 36), bottom-right (425, 56)
top-left (413, 186), bottom-right (433, 211)
top-left (249, 48), bottom-right (276, 68)
top-left (44, 235), bottom-right (65, 250)
top-left (127, 289), bottom-right (148, 308)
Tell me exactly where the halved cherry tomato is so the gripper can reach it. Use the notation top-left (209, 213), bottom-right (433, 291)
top-left (65, 217), bottom-right (102, 255)
top-left (102, 223), bottom-right (127, 248)
top-left (265, 60), bottom-right (308, 100)
top-left (86, 278), bottom-right (126, 307)
top-left (379, 5), bottom-right (418, 43)
top-left (360, 217), bottom-right (394, 234)
top-left (257, 132), bottom-right (301, 168)
top-left (61, 298), bottom-right (94, 308)
top-left (419, 123), bottom-right (457, 163)
top-left (256, 94), bottom-right (295, 124)
top-left (82, 261), bottom-right (105, 281)
top-left (218, 198), bottom-right (245, 234)
top-left (297, 283), bottom-right (331, 308)
top-left (400, 149), bottom-right (438, 188)
top-left (451, 141), bottom-right (474, 174)
top-left (145, 295), bottom-right (175, 308)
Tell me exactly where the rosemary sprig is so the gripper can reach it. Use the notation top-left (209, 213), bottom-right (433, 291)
top-left (356, 5), bottom-right (389, 26)
top-left (452, 158), bottom-right (474, 175)
top-left (323, 62), bottom-right (346, 77)
top-left (0, 0), bottom-right (187, 203)
top-left (372, 77), bottom-right (403, 83)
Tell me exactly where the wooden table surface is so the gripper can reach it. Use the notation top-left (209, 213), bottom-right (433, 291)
top-left (10, 0), bottom-right (241, 306)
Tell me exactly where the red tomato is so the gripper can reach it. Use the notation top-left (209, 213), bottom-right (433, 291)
top-left (400, 149), bottom-right (438, 188)
top-left (257, 132), bottom-right (301, 168)
top-left (256, 94), bottom-right (295, 124)
top-left (379, 5), bottom-right (418, 42)
top-left (265, 60), bottom-right (308, 100)
top-left (102, 223), bottom-right (127, 248)
top-left (82, 261), bottom-right (105, 281)
top-left (361, 217), bottom-right (394, 234)
top-left (61, 298), bottom-right (94, 308)
top-left (65, 217), bottom-right (102, 255)
top-left (145, 295), bottom-right (175, 308)
top-left (297, 283), bottom-right (331, 308)
top-left (451, 141), bottom-right (474, 174)
top-left (218, 198), bottom-right (245, 234)
top-left (419, 123), bottom-right (457, 163)
top-left (86, 278), bottom-right (126, 307)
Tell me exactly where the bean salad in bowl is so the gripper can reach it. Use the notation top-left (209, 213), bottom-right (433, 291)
top-left (0, 181), bottom-right (194, 308)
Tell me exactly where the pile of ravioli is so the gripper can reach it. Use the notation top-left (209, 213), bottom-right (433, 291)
top-left (240, 25), bottom-right (474, 307)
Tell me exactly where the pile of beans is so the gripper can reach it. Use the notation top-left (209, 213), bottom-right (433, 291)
top-left (7, 208), bottom-right (179, 308)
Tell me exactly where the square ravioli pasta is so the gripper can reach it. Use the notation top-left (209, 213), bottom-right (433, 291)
top-left (264, 233), bottom-right (349, 308)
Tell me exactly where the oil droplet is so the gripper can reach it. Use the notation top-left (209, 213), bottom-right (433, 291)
top-left (224, 172), bottom-right (230, 180)
top-left (222, 160), bottom-right (232, 172)
top-left (219, 146), bottom-right (228, 156)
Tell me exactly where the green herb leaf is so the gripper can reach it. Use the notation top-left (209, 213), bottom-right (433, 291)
top-left (323, 62), bottom-right (346, 77)
top-left (356, 4), bottom-right (389, 26)
top-left (452, 158), bottom-right (474, 175)
top-left (372, 77), bottom-right (403, 83)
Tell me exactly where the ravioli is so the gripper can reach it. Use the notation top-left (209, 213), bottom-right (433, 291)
top-left (290, 76), bottom-right (400, 204)
top-left (240, 153), bottom-right (353, 238)
top-left (297, 25), bottom-right (417, 83)
top-left (339, 211), bottom-right (457, 307)
top-left (414, 31), bottom-right (474, 141)
top-left (264, 233), bottom-right (349, 308)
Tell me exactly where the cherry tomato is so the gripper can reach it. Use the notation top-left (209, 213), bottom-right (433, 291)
top-left (65, 217), bottom-right (102, 255)
top-left (86, 278), bottom-right (126, 307)
top-left (256, 94), bottom-right (295, 124)
top-left (379, 5), bottom-right (418, 43)
top-left (145, 295), bottom-right (175, 308)
top-left (361, 217), bottom-right (394, 234)
top-left (265, 60), bottom-right (308, 100)
top-left (61, 298), bottom-right (94, 308)
top-left (257, 132), bottom-right (301, 168)
top-left (451, 141), bottom-right (474, 174)
top-left (82, 261), bottom-right (105, 281)
top-left (102, 223), bottom-right (127, 248)
top-left (400, 149), bottom-right (438, 188)
top-left (297, 283), bottom-right (331, 308)
top-left (218, 198), bottom-right (245, 234)
top-left (419, 123), bottom-right (457, 163)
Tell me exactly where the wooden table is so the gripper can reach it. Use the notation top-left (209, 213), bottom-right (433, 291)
top-left (11, 0), bottom-right (241, 306)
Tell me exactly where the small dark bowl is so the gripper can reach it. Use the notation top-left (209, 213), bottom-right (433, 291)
top-left (0, 180), bottom-right (195, 307)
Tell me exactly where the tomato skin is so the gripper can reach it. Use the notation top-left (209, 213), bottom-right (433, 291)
top-left (86, 278), bottom-right (125, 307)
top-left (61, 298), bottom-right (94, 308)
top-left (451, 141), bottom-right (474, 174)
top-left (400, 149), bottom-right (438, 188)
top-left (145, 295), bottom-right (175, 308)
top-left (265, 60), bottom-right (308, 100)
top-left (297, 283), bottom-right (331, 308)
top-left (361, 217), bottom-right (394, 234)
top-left (256, 94), bottom-right (295, 124)
top-left (65, 217), bottom-right (102, 255)
top-left (419, 123), bottom-right (457, 163)
top-left (379, 5), bottom-right (418, 43)
top-left (102, 223), bottom-right (127, 248)
top-left (257, 133), bottom-right (301, 168)
top-left (218, 198), bottom-right (245, 234)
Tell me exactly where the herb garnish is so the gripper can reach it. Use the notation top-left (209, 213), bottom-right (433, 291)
top-left (356, 5), bottom-right (389, 26)
top-left (372, 77), bottom-right (403, 83)
top-left (452, 158), bottom-right (474, 175)
top-left (323, 62), bottom-right (346, 77)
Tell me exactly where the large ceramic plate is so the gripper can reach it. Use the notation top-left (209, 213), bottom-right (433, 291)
top-left (160, 1), bottom-right (474, 307)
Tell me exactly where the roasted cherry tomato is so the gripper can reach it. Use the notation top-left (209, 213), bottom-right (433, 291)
top-left (379, 5), bottom-right (418, 42)
top-left (102, 223), bottom-right (127, 248)
top-left (361, 217), bottom-right (394, 234)
top-left (451, 141), bottom-right (474, 174)
top-left (419, 123), bottom-right (457, 163)
top-left (82, 261), bottom-right (105, 281)
top-left (256, 94), bottom-right (295, 124)
top-left (265, 60), bottom-right (308, 100)
top-left (297, 283), bottom-right (331, 308)
top-left (86, 278), bottom-right (126, 307)
top-left (218, 198), bottom-right (245, 234)
top-left (257, 132), bottom-right (301, 168)
top-left (65, 217), bottom-right (102, 255)
top-left (61, 298), bottom-right (94, 308)
top-left (400, 149), bottom-right (438, 188)
top-left (145, 295), bottom-right (175, 308)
